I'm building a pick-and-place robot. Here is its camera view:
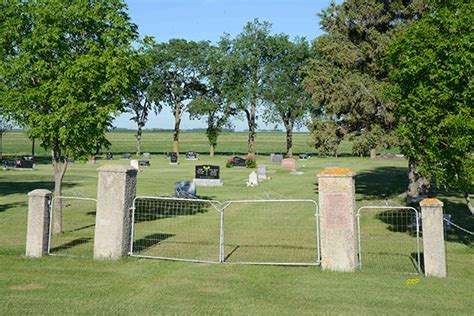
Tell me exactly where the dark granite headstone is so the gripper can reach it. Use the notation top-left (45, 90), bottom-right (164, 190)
top-left (138, 160), bottom-right (150, 167)
top-left (170, 152), bottom-right (178, 164)
top-left (195, 165), bottom-right (220, 179)
top-left (231, 156), bottom-right (246, 167)
top-left (121, 153), bottom-right (131, 160)
top-left (185, 151), bottom-right (198, 160)
top-left (15, 159), bottom-right (34, 169)
top-left (106, 152), bottom-right (113, 160)
top-left (299, 154), bottom-right (309, 160)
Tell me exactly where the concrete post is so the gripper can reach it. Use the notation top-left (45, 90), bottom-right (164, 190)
top-left (94, 165), bottom-right (137, 260)
top-left (26, 189), bottom-right (52, 257)
top-left (420, 198), bottom-right (447, 277)
top-left (317, 168), bottom-right (357, 272)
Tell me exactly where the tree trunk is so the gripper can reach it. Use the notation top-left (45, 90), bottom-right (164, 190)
top-left (284, 120), bottom-right (293, 158)
top-left (370, 148), bottom-right (376, 159)
top-left (52, 148), bottom-right (68, 236)
top-left (245, 107), bottom-right (256, 156)
top-left (464, 192), bottom-right (474, 215)
top-left (135, 125), bottom-right (142, 157)
top-left (209, 144), bottom-right (215, 157)
top-left (407, 157), bottom-right (430, 203)
top-left (173, 105), bottom-right (181, 154)
top-left (31, 138), bottom-right (35, 157)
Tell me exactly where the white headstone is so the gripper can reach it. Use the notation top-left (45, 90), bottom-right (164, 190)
top-left (247, 171), bottom-right (258, 187)
top-left (130, 159), bottom-right (139, 170)
top-left (257, 164), bottom-right (267, 181)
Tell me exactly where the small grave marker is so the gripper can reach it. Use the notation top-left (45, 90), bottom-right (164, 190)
top-left (281, 158), bottom-right (296, 172)
top-left (169, 152), bottom-right (178, 165)
top-left (121, 153), bottom-right (131, 160)
top-left (270, 153), bottom-right (283, 164)
top-left (142, 152), bottom-right (150, 159)
top-left (106, 152), bottom-right (113, 160)
top-left (247, 171), bottom-right (258, 187)
top-left (299, 154), bottom-right (310, 160)
top-left (257, 164), bottom-right (268, 181)
top-left (231, 156), bottom-right (246, 167)
top-left (185, 151), bottom-right (199, 160)
top-left (175, 181), bottom-right (197, 198)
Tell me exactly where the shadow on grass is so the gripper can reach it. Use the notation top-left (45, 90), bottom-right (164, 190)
top-left (0, 181), bottom-right (76, 197)
top-left (0, 202), bottom-right (27, 213)
top-left (441, 199), bottom-right (474, 247)
top-left (356, 166), bottom-right (407, 200)
top-left (63, 224), bottom-right (95, 233)
top-left (133, 233), bottom-right (174, 253)
top-left (376, 209), bottom-right (418, 235)
top-left (50, 237), bottom-right (92, 253)
top-left (133, 199), bottom-right (213, 223)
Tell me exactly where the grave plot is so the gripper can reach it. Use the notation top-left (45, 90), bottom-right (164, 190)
top-left (48, 197), bottom-right (97, 257)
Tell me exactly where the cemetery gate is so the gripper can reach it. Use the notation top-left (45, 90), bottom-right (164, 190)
top-left (356, 206), bottom-right (422, 274)
top-left (130, 196), bottom-right (320, 266)
top-left (48, 196), bottom-right (97, 257)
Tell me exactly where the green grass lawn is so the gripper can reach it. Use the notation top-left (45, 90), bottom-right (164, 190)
top-left (1, 133), bottom-right (473, 314)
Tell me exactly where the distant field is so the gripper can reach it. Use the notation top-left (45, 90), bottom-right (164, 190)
top-left (1, 130), bottom-right (355, 157)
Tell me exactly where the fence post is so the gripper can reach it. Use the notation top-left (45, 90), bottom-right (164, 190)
top-left (317, 168), bottom-right (357, 272)
top-left (420, 198), bottom-right (447, 277)
top-left (26, 189), bottom-right (52, 257)
top-left (94, 165), bottom-right (137, 260)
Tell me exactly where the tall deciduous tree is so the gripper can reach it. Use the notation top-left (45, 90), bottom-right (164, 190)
top-left (0, 0), bottom-right (138, 234)
top-left (263, 35), bottom-right (311, 157)
top-left (225, 19), bottom-right (274, 155)
top-left (303, 0), bottom-right (428, 158)
top-left (149, 39), bottom-right (209, 154)
top-left (188, 45), bottom-right (233, 157)
top-left (125, 37), bottom-right (159, 157)
top-left (386, 0), bottom-right (473, 212)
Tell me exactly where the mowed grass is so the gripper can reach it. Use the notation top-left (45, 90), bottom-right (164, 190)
top-left (1, 132), bottom-right (473, 314)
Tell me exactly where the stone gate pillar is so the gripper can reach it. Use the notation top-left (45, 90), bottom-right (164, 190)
top-left (94, 165), bottom-right (137, 260)
top-left (26, 189), bottom-right (52, 257)
top-left (420, 198), bottom-right (447, 277)
top-left (317, 168), bottom-right (357, 272)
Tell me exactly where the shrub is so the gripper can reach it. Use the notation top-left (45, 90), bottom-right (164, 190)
top-left (245, 156), bottom-right (256, 168)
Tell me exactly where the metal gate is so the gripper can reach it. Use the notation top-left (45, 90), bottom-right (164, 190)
top-left (357, 206), bottom-right (421, 274)
top-left (48, 196), bottom-right (97, 257)
top-left (130, 197), bottom-right (320, 266)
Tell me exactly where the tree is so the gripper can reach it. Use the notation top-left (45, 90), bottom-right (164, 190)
top-left (124, 37), bottom-right (159, 157)
top-left (149, 39), bottom-right (209, 154)
top-left (263, 35), bottom-right (312, 157)
top-left (225, 19), bottom-right (274, 155)
top-left (303, 0), bottom-right (428, 158)
top-left (308, 120), bottom-right (344, 157)
top-left (0, 0), bottom-right (138, 234)
top-left (386, 0), bottom-right (473, 212)
top-left (188, 45), bottom-right (233, 156)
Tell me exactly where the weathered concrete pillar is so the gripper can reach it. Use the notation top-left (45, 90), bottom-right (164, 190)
top-left (26, 189), bottom-right (52, 257)
top-left (420, 198), bottom-right (447, 277)
top-left (317, 168), bottom-right (357, 272)
top-left (94, 165), bottom-right (137, 260)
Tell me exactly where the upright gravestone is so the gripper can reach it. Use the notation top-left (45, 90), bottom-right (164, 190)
top-left (299, 154), bottom-right (310, 160)
top-left (169, 152), bottom-right (178, 165)
top-left (281, 158), bottom-right (297, 172)
top-left (142, 152), bottom-right (150, 159)
top-left (130, 159), bottom-right (139, 170)
top-left (270, 154), bottom-right (284, 164)
top-left (185, 151), bottom-right (198, 160)
top-left (231, 156), bottom-right (246, 167)
top-left (247, 171), bottom-right (258, 187)
top-left (15, 159), bottom-right (34, 169)
top-left (317, 168), bottom-right (357, 272)
top-left (257, 164), bottom-right (268, 181)
top-left (121, 153), bottom-right (131, 160)
top-left (193, 165), bottom-right (223, 187)
top-left (106, 152), bottom-right (113, 160)
top-left (175, 181), bottom-right (197, 198)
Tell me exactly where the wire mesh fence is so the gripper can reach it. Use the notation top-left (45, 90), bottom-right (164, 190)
top-left (357, 206), bottom-right (421, 274)
top-left (222, 200), bottom-right (319, 265)
top-left (130, 197), bottom-right (320, 265)
top-left (48, 197), bottom-right (97, 257)
top-left (130, 197), bottom-right (222, 263)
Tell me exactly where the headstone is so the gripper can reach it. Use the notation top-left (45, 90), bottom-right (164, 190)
top-left (169, 152), bottom-right (178, 164)
top-left (281, 158), bottom-right (296, 172)
top-left (86, 157), bottom-right (96, 165)
top-left (15, 159), bottom-right (34, 169)
top-left (185, 151), bottom-right (198, 160)
top-left (142, 152), bottom-right (150, 159)
top-left (138, 160), bottom-right (150, 167)
top-left (247, 171), bottom-right (258, 187)
top-left (257, 164), bottom-right (267, 181)
top-left (121, 153), bottom-right (131, 160)
top-left (299, 154), bottom-right (310, 160)
top-left (106, 152), bottom-right (113, 160)
top-left (175, 181), bottom-right (197, 198)
top-left (130, 159), bottom-right (139, 170)
top-left (231, 156), bottom-right (246, 167)
top-left (270, 153), bottom-right (283, 164)
top-left (194, 165), bottom-right (223, 187)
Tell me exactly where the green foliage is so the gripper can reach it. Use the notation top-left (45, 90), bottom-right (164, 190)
top-left (303, 0), bottom-right (427, 148)
top-left (245, 157), bottom-right (257, 168)
top-left (308, 120), bottom-right (344, 157)
top-left (386, 0), bottom-right (473, 193)
top-left (351, 126), bottom-right (399, 157)
top-left (0, 0), bottom-right (138, 160)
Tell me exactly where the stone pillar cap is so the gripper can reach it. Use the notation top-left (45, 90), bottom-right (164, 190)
top-left (28, 189), bottom-right (52, 197)
top-left (97, 164), bottom-right (138, 174)
top-left (318, 167), bottom-right (355, 177)
top-left (420, 198), bottom-right (444, 207)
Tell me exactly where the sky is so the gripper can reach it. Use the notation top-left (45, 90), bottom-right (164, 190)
top-left (114, 0), bottom-right (339, 131)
